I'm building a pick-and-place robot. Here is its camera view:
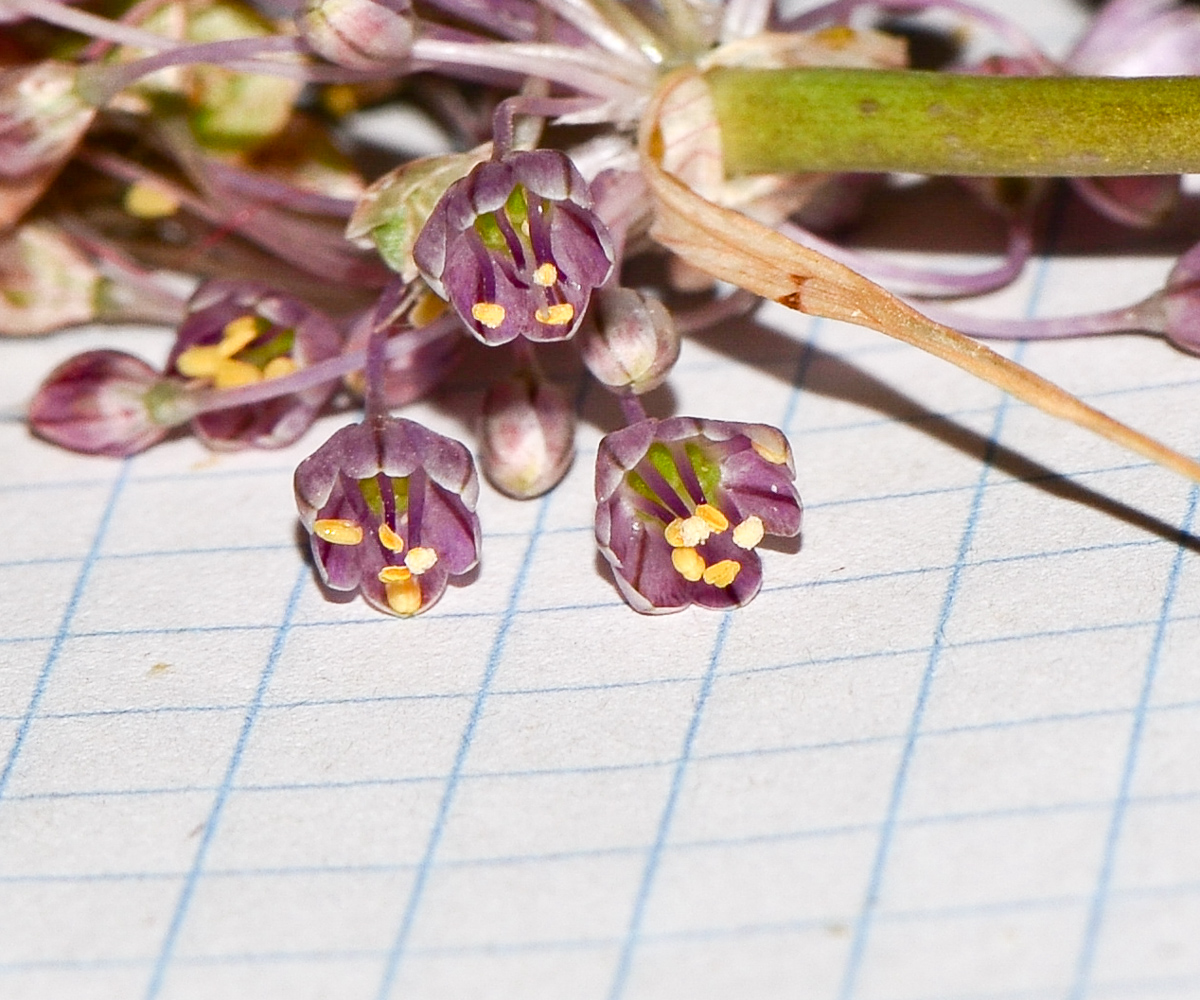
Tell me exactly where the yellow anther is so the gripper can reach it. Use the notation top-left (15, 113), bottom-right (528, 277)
top-left (262, 356), bottom-right (297, 380)
top-left (219, 315), bottom-right (261, 356)
top-left (814, 25), bottom-right (857, 50)
top-left (322, 84), bottom-right (359, 118)
top-left (404, 546), bottom-right (439, 575)
top-left (702, 559), bottom-right (741, 588)
top-left (411, 291), bottom-right (447, 327)
top-left (664, 518), bottom-right (687, 548)
top-left (751, 439), bottom-right (788, 465)
top-left (378, 522), bottom-right (405, 553)
top-left (384, 576), bottom-right (423, 616)
top-left (175, 345), bottom-right (222, 378)
top-left (533, 262), bottom-right (558, 287)
top-left (378, 564), bottom-right (413, 584)
top-left (472, 302), bottom-right (507, 328)
top-left (124, 180), bottom-right (180, 220)
top-left (535, 303), bottom-right (575, 326)
top-left (732, 515), bottom-right (765, 550)
top-left (695, 503), bottom-right (729, 533)
top-left (313, 518), bottom-right (364, 545)
top-left (680, 515), bottom-right (712, 547)
top-left (671, 546), bottom-right (706, 582)
top-left (213, 357), bottom-right (263, 389)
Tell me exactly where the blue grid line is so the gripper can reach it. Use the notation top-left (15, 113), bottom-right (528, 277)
top-left (1068, 481), bottom-right (1200, 1000)
top-left (0, 462), bottom-right (130, 802)
top-left (142, 564), bottom-right (308, 1000)
top-left (607, 612), bottom-right (732, 1000)
top-left (372, 492), bottom-right (552, 1000)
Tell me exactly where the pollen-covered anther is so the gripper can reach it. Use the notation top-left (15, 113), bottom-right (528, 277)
top-left (404, 546), bottom-right (439, 575)
top-left (751, 440), bottom-right (788, 465)
top-left (535, 303), bottom-right (575, 326)
top-left (314, 518), bottom-right (364, 545)
top-left (378, 564), bottom-right (413, 584)
top-left (219, 315), bottom-right (261, 356)
top-left (213, 357), bottom-right (263, 389)
top-left (263, 356), bottom-right (298, 380)
top-left (732, 515), bottom-right (765, 550)
top-left (175, 345), bottom-right (222, 378)
top-left (533, 263), bottom-right (558, 287)
top-left (378, 522), bottom-right (405, 553)
top-left (124, 181), bottom-right (180, 220)
top-left (385, 576), bottom-right (423, 616)
top-left (694, 503), bottom-right (729, 533)
top-left (702, 559), bottom-right (741, 588)
top-left (671, 546), bottom-right (706, 582)
top-left (472, 302), bottom-right (506, 328)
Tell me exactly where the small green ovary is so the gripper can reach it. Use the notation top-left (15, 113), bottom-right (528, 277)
top-left (357, 474), bottom-right (411, 520)
top-left (238, 325), bottom-right (294, 368)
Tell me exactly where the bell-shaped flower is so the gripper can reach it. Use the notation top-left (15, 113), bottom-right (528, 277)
top-left (294, 416), bottom-right (482, 617)
top-left (167, 280), bottom-right (342, 450)
top-left (28, 350), bottom-right (194, 457)
top-left (479, 370), bottom-right (575, 498)
top-left (413, 149), bottom-right (614, 345)
top-left (595, 417), bottom-right (802, 614)
top-left (298, 0), bottom-right (415, 71)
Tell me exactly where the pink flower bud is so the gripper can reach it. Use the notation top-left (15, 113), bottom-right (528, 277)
top-left (0, 222), bottom-right (99, 337)
top-left (578, 287), bottom-right (680, 394)
top-left (479, 372), bottom-right (575, 499)
top-left (298, 0), bottom-right (415, 71)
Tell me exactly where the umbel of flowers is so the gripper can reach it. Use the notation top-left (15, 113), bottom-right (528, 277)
top-left (15, 0), bottom-right (1200, 616)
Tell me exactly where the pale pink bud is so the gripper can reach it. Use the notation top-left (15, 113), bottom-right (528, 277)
top-left (479, 372), bottom-right (575, 499)
top-left (578, 287), bottom-right (680, 394)
top-left (298, 0), bottom-right (415, 71)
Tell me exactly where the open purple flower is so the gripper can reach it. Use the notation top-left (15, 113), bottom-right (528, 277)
top-left (413, 149), bottom-right (614, 345)
top-left (294, 416), bottom-right (481, 617)
top-left (595, 417), bottom-right (802, 614)
top-left (167, 280), bottom-right (342, 450)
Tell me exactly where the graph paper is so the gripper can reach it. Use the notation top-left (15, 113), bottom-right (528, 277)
top-left (4, 3), bottom-right (1200, 999)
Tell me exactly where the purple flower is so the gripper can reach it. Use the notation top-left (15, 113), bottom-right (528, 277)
top-left (167, 280), bottom-right (342, 451)
top-left (28, 350), bottom-right (191, 457)
top-left (294, 416), bottom-right (482, 617)
top-left (413, 149), bottom-right (614, 345)
top-left (595, 417), bottom-right (802, 614)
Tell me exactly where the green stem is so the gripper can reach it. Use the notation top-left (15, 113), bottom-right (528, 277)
top-left (707, 68), bottom-right (1200, 177)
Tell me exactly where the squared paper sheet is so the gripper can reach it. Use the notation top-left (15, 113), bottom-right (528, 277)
top-left (3, 3), bottom-right (1200, 998)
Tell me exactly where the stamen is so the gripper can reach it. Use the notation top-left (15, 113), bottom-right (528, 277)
top-left (535, 303), bottom-right (575, 326)
top-left (385, 576), bottom-right (423, 616)
top-left (124, 181), bottom-right (180, 219)
top-left (695, 503), bottom-right (729, 532)
top-left (213, 357), bottom-right (263, 388)
top-left (732, 515), bottom-right (765, 550)
top-left (404, 546), bottom-right (439, 575)
top-left (378, 564), bottom-right (413, 583)
top-left (313, 518), bottom-right (364, 545)
top-left (472, 302), bottom-right (507, 328)
top-left (533, 262), bottom-right (558, 287)
top-left (175, 345), bottom-right (222, 378)
top-left (751, 440), bottom-right (788, 465)
top-left (262, 356), bottom-right (297, 380)
top-left (411, 291), bottom-right (447, 327)
top-left (671, 546), bottom-right (705, 582)
top-left (219, 315), bottom-right (261, 357)
top-left (702, 559), bottom-right (741, 588)
top-left (378, 522), bottom-right (405, 552)
top-left (664, 517), bottom-right (687, 547)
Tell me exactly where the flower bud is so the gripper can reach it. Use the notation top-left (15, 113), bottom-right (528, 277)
top-left (0, 222), bottom-right (100, 337)
top-left (29, 351), bottom-right (192, 457)
top-left (480, 372), bottom-right (575, 499)
top-left (346, 147), bottom-right (490, 280)
top-left (578, 287), bottom-right (680, 394)
top-left (298, 0), bottom-right (416, 71)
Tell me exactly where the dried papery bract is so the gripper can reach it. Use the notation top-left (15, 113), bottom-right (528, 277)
top-left (640, 67), bottom-right (1200, 486)
top-left (28, 350), bottom-right (192, 457)
top-left (595, 416), bottom-right (802, 613)
top-left (480, 370), bottom-right (575, 499)
top-left (294, 417), bottom-right (482, 617)
top-left (167, 280), bottom-right (343, 450)
top-left (413, 149), bottom-right (615, 345)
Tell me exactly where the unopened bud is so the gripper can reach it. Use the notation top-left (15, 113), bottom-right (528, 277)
top-left (0, 222), bottom-right (100, 337)
top-left (299, 0), bottom-right (416, 72)
top-left (579, 287), bottom-right (680, 394)
top-left (480, 372), bottom-right (575, 499)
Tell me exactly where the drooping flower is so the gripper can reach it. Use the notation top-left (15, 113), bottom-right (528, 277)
top-left (167, 280), bottom-right (342, 450)
top-left (595, 416), bottom-right (802, 613)
top-left (413, 149), bottom-right (614, 345)
top-left (28, 350), bottom-right (193, 457)
top-left (294, 416), bottom-right (482, 617)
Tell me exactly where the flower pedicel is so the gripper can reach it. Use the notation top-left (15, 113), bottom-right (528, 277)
top-left (14, 0), bottom-right (1200, 616)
